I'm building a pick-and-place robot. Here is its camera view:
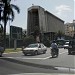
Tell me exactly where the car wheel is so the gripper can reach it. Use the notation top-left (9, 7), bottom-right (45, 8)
top-left (68, 51), bottom-right (71, 55)
top-left (34, 51), bottom-right (38, 55)
top-left (43, 50), bottom-right (46, 54)
top-left (24, 53), bottom-right (27, 56)
top-left (0, 52), bottom-right (2, 57)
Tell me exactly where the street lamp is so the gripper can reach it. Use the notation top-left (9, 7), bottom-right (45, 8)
top-left (9, 16), bottom-right (12, 48)
top-left (9, 18), bottom-right (10, 48)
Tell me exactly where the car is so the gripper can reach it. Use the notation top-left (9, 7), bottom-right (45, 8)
top-left (22, 43), bottom-right (47, 55)
top-left (63, 42), bottom-right (69, 49)
top-left (68, 40), bottom-right (75, 55)
top-left (0, 46), bottom-right (4, 57)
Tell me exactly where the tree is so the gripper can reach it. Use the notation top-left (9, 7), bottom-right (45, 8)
top-left (56, 30), bottom-right (64, 39)
top-left (0, 0), bottom-right (20, 49)
top-left (33, 26), bottom-right (40, 42)
top-left (23, 35), bottom-right (35, 47)
top-left (0, 24), bottom-right (3, 33)
top-left (0, 24), bottom-right (3, 46)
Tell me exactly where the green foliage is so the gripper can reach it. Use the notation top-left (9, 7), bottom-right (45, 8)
top-left (0, 24), bottom-right (3, 45)
top-left (23, 35), bottom-right (35, 47)
top-left (42, 36), bottom-right (50, 47)
top-left (0, 0), bottom-right (20, 49)
top-left (0, 24), bottom-right (3, 33)
top-left (55, 30), bottom-right (64, 39)
top-left (4, 48), bottom-right (21, 53)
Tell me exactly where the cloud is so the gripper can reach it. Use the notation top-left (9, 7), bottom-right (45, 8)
top-left (55, 5), bottom-right (72, 16)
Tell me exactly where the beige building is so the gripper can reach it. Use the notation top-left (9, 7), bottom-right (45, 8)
top-left (65, 20), bottom-right (75, 37)
top-left (27, 6), bottom-right (64, 41)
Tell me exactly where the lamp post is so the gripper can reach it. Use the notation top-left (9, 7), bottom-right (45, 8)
top-left (8, 16), bottom-right (12, 48)
top-left (9, 18), bottom-right (10, 48)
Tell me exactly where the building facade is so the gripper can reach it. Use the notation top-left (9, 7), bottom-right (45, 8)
top-left (27, 6), bottom-right (64, 41)
top-left (65, 20), bottom-right (75, 37)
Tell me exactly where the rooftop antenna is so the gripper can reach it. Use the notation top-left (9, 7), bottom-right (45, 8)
top-left (32, 4), bottom-right (34, 6)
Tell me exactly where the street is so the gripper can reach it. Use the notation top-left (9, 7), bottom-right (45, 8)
top-left (0, 58), bottom-right (74, 75)
top-left (2, 48), bottom-right (75, 68)
top-left (0, 59), bottom-right (60, 75)
top-left (0, 48), bottom-right (75, 75)
top-left (0, 0), bottom-right (74, 75)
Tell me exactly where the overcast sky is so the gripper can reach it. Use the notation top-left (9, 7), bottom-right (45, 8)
top-left (6, 0), bottom-right (74, 33)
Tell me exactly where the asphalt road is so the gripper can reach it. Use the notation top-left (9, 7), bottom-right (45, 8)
top-left (2, 48), bottom-right (75, 68)
top-left (0, 48), bottom-right (75, 75)
top-left (3, 48), bottom-right (68, 58)
top-left (0, 58), bottom-right (73, 75)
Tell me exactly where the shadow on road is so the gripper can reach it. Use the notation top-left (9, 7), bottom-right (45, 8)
top-left (0, 57), bottom-right (58, 70)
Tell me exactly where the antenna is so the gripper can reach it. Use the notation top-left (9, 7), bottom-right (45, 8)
top-left (32, 4), bottom-right (34, 6)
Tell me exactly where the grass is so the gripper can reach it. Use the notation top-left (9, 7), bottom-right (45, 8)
top-left (4, 48), bottom-right (22, 53)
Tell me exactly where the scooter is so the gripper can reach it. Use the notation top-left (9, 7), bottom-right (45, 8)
top-left (51, 48), bottom-right (59, 58)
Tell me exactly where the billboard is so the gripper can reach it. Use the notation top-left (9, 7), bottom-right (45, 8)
top-left (10, 26), bottom-right (22, 39)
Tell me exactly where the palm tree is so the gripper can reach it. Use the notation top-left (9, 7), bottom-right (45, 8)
top-left (0, 0), bottom-right (20, 49)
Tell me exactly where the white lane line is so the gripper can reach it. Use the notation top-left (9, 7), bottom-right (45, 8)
top-left (43, 51), bottom-right (68, 60)
top-left (59, 51), bottom-right (68, 55)
top-left (0, 51), bottom-right (68, 60)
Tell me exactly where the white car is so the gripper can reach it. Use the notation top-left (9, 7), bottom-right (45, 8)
top-left (63, 42), bottom-right (69, 49)
top-left (22, 43), bottom-right (47, 55)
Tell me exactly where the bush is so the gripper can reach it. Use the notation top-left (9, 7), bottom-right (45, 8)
top-left (23, 35), bottom-right (35, 47)
top-left (42, 37), bottom-right (50, 47)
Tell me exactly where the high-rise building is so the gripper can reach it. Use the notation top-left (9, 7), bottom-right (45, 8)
top-left (27, 6), bottom-right (64, 41)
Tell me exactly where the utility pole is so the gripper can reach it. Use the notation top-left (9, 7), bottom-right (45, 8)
top-left (9, 17), bottom-right (10, 48)
top-left (0, 7), bottom-right (1, 22)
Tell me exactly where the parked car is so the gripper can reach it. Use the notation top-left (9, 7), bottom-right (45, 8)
top-left (68, 40), bottom-right (75, 55)
top-left (22, 43), bottom-right (47, 55)
top-left (63, 42), bottom-right (69, 49)
top-left (0, 46), bottom-right (4, 57)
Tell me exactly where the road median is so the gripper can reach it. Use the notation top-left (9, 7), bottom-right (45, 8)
top-left (4, 48), bottom-right (22, 54)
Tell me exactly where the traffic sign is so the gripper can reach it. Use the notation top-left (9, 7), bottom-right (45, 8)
top-left (10, 26), bottom-right (22, 39)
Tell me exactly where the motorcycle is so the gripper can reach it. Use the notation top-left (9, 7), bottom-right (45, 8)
top-left (51, 48), bottom-right (59, 58)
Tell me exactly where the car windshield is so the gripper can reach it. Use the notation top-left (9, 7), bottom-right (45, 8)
top-left (27, 44), bottom-right (38, 48)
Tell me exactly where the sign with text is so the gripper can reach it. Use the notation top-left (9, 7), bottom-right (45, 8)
top-left (10, 26), bottom-right (22, 39)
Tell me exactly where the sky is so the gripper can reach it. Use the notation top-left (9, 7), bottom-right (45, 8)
top-left (6, 0), bottom-right (74, 33)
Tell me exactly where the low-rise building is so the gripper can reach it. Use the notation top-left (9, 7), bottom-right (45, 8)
top-left (65, 20), bottom-right (75, 37)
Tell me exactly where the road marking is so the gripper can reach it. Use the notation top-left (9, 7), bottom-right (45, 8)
top-left (9, 73), bottom-right (60, 75)
top-left (59, 51), bottom-right (68, 55)
top-left (0, 51), bottom-right (68, 60)
top-left (43, 51), bottom-right (68, 60)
